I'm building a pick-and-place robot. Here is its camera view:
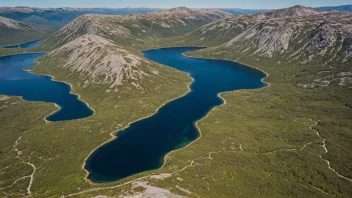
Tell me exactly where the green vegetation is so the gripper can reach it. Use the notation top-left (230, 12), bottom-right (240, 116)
top-left (0, 25), bottom-right (49, 47)
top-left (0, 29), bottom-right (46, 47)
top-left (0, 29), bottom-right (48, 47)
top-left (0, 48), bottom-right (28, 56)
top-left (1, 7), bottom-right (351, 198)
top-left (68, 46), bottom-right (352, 198)
top-left (0, 54), bottom-right (191, 197)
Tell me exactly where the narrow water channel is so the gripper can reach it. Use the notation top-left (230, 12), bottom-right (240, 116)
top-left (3, 40), bottom-right (41, 49)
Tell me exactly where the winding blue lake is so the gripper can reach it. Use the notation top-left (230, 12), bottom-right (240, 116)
top-left (3, 40), bottom-right (41, 49)
top-left (85, 47), bottom-right (268, 182)
top-left (0, 53), bottom-right (94, 121)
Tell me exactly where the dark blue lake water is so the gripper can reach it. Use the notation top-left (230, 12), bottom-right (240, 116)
top-left (3, 40), bottom-right (41, 49)
top-left (0, 53), bottom-right (93, 121)
top-left (85, 47), bottom-right (268, 182)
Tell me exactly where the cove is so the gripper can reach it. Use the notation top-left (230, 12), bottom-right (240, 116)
top-left (0, 53), bottom-right (94, 121)
top-left (3, 40), bottom-right (41, 49)
top-left (85, 47), bottom-right (268, 182)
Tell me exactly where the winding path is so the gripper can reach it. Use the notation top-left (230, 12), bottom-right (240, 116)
top-left (0, 137), bottom-right (37, 197)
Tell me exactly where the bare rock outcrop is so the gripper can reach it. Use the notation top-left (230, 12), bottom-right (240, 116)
top-left (48, 34), bottom-right (153, 90)
top-left (223, 12), bottom-right (352, 64)
top-left (0, 16), bottom-right (36, 30)
top-left (43, 7), bottom-right (230, 49)
top-left (258, 5), bottom-right (323, 18)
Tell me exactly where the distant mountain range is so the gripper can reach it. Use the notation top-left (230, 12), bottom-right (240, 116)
top-left (0, 7), bottom-right (160, 29)
top-left (220, 8), bottom-right (271, 14)
top-left (0, 5), bottom-right (351, 30)
top-left (318, 5), bottom-right (352, 12)
top-left (221, 5), bottom-right (352, 14)
top-left (41, 7), bottom-right (229, 50)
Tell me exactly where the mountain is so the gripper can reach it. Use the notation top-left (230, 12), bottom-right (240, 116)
top-left (44, 34), bottom-right (156, 90)
top-left (0, 15), bottom-right (33, 29)
top-left (177, 6), bottom-right (351, 66)
top-left (153, 7), bottom-right (228, 18)
top-left (1, 5), bottom-right (351, 30)
top-left (176, 5), bottom-right (323, 46)
top-left (41, 7), bottom-right (230, 50)
top-left (319, 5), bottom-right (352, 12)
top-left (175, 14), bottom-right (258, 46)
top-left (258, 5), bottom-right (322, 18)
top-left (175, 6), bottom-right (325, 46)
top-left (221, 8), bottom-right (272, 15)
top-left (35, 7), bottom-right (229, 91)
top-left (0, 7), bottom-right (160, 29)
top-left (222, 12), bottom-right (352, 65)
top-left (0, 16), bottom-right (48, 46)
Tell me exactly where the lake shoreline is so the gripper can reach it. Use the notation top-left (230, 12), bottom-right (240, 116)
top-left (83, 46), bottom-right (270, 184)
top-left (81, 73), bottom-right (195, 184)
top-left (1, 45), bottom-right (270, 186)
top-left (161, 50), bottom-right (271, 170)
top-left (0, 52), bottom-right (94, 122)
top-left (26, 59), bottom-right (96, 122)
top-left (3, 40), bottom-right (41, 49)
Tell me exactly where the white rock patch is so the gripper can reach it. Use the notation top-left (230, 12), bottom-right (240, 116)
top-left (49, 34), bottom-right (152, 89)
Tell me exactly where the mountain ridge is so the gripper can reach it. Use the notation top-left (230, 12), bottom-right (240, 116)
top-left (37, 7), bottom-right (229, 91)
top-left (257, 5), bottom-right (323, 18)
top-left (0, 7), bottom-right (161, 28)
top-left (0, 16), bottom-right (35, 30)
top-left (41, 7), bottom-right (229, 50)
top-left (170, 6), bottom-right (351, 67)
top-left (0, 16), bottom-right (48, 46)
top-left (46, 34), bottom-right (154, 91)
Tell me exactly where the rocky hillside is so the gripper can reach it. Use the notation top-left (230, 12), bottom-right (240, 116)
top-left (0, 16), bottom-right (34, 30)
top-left (180, 6), bottom-right (351, 65)
top-left (178, 14), bottom-right (257, 46)
top-left (220, 8), bottom-right (271, 15)
top-left (36, 7), bottom-right (228, 92)
top-left (177, 5), bottom-right (324, 46)
top-left (41, 7), bottom-right (229, 50)
top-left (152, 7), bottom-right (228, 19)
top-left (258, 5), bottom-right (322, 18)
top-left (222, 12), bottom-right (352, 65)
top-left (0, 16), bottom-right (47, 46)
top-left (178, 6), bottom-right (352, 89)
top-left (45, 34), bottom-right (158, 92)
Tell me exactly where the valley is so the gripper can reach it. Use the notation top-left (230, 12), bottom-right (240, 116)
top-left (0, 4), bottom-right (351, 198)
top-left (0, 16), bottom-right (48, 46)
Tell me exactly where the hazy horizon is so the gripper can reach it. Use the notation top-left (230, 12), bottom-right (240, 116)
top-left (0, 0), bottom-right (351, 9)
